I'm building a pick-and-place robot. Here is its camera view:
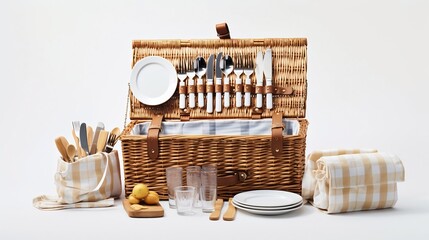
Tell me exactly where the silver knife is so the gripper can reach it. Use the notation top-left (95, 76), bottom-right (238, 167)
top-left (215, 52), bottom-right (223, 113)
top-left (255, 51), bottom-right (264, 108)
top-left (206, 54), bottom-right (215, 113)
top-left (89, 122), bottom-right (105, 154)
top-left (263, 48), bottom-right (273, 109)
top-left (80, 123), bottom-right (89, 156)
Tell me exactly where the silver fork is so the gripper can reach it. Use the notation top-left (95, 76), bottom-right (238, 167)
top-left (177, 58), bottom-right (187, 109)
top-left (186, 58), bottom-right (196, 108)
top-left (243, 55), bottom-right (254, 107)
top-left (233, 54), bottom-right (244, 107)
top-left (105, 133), bottom-right (117, 153)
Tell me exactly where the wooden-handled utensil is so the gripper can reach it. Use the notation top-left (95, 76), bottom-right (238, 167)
top-left (87, 125), bottom-right (93, 153)
top-left (209, 198), bottom-right (224, 221)
top-left (223, 198), bottom-right (236, 221)
top-left (72, 121), bottom-right (84, 158)
top-left (96, 130), bottom-right (109, 153)
top-left (66, 144), bottom-right (76, 162)
top-left (90, 122), bottom-right (105, 154)
top-left (55, 136), bottom-right (69, 162)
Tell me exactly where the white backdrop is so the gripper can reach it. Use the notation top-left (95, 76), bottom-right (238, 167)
top-left (1, 0), bottom-right (428, 239)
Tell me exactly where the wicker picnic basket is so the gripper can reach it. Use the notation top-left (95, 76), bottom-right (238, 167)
top-left (121, 38), bottom-right (308, 199)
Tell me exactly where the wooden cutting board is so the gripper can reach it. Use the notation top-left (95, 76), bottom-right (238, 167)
top-left (122, 199), bottom-right (164, 218)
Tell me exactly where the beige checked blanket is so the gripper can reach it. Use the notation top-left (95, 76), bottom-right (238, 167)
top-left (33, 150), bottom-right (122, 210)
top-left (302, 150), bottom-right (404, 213)
top-left (302, 149), bottom-right (378, 199)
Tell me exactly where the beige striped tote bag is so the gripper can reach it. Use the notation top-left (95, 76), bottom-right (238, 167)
top-left (33, 150), bottom-right (122, 210)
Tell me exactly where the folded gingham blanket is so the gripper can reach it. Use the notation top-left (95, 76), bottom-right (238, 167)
top-left (132, 119), bottom-right (300, 136)
top-left (303, 150), bottom-right (405, 213)
top-left (302, 149), bottom-right (378, 199)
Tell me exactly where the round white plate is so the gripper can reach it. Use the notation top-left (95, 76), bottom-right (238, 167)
top-left (233, 190), bottom-right (303, 208)
top-left (232, 201), bottom-right (303, 215)
top-left (130, 56), bottom-right (177, 106)
top-left (232, 198), bottom-right (303, 210)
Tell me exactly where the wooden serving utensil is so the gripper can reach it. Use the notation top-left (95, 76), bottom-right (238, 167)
top-left (55, 137), bottom-right (69, 162)
top-left (71, 128), bottom-right (84, 158)
top-left (209, 198), bottom-right (224, 221)
top-left (96, 130), bottom-right (109, 153)
top-left (66, 144), bottom-right (76, 162)
top-left (223, 198), bottom-right (237, 221)
top-left (87, 126), bottom-right (93, 153)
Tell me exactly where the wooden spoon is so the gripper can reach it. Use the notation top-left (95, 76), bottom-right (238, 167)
top-left (67, 144), bottom-right (77, 162)
top-left (55, 137), bottom-right (69, 162)
top-left (110, 127), bottom-right (121, 145)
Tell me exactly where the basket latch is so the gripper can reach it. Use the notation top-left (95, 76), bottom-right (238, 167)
top-left (217, 170), bottom-right (248, 186)
top-left (271, 111), bottom-right (285, 157)
top-left (147, 114), bottom-right (164, 159)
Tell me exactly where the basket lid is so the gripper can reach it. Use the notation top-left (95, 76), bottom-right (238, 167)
top-left (128, 38), bottom-right (307, 120)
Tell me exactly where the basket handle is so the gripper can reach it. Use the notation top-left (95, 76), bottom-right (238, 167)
top-left (216, 23), bottom-right (231, 39)
top-left (271, 111), bottom-right (285, 157)
top-left (147, 114), bottom-right (164, 159)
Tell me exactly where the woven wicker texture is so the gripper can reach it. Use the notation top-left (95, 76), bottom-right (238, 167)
top-left (130, 38), bottom-right (307, 119)
top-left (122, 119), bottom-right (308, 199)
top-left (122, 38), bottom-right (308, 199)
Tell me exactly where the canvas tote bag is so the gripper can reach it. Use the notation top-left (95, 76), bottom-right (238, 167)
top-left (33, 150), bottom-right (122, 210)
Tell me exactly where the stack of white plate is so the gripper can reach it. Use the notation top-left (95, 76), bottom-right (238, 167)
top-left (232, 190), bottom-right (304, 215)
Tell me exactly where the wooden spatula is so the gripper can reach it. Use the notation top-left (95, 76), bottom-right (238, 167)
top-left (96, 130), bottom-right (109, 153)
top-left (209, 199), bottom-right (224, 221)
top-left (223, 198), bottom-right (236, 221)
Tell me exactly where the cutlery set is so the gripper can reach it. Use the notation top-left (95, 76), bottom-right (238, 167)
top-left (176, 48), bottom-right (273, 113)
top-left (56, 121), bottom-right (120, 162)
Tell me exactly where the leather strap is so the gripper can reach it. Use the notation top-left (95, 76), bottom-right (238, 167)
top-left (147, 114), bottom-right (164, 159)
top-left (272, 86), bottom-right (293, 95)
top-left (244, 84), bottom-right (253, 93)
top-left (179, 85), bottom-right (187, 94)
top-left (271, 112), bottom-right (284, 157)
top-left (197, 84), bottom-right (205, 93)
top-left (188, 85), bottom-right (196, 93)
top-left (217, 171), bottom-right (248, 186)
top-left (206, 84), bottom-right (214, 93)
top-left (255, 86), bottom-right (264, 94)
top-left (223, 83), bottom-right (231, 93)
top-left (216, 23), bottom-right (231, 39)
top-left (235, 83), bottom-right (243, 93)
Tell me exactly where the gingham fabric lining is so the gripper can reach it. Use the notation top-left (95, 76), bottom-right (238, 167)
top-left (132, 118), bottom-right (300, 136)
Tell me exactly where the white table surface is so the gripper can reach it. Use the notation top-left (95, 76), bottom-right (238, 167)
top-left (1, 0), bottom-right (429, 239)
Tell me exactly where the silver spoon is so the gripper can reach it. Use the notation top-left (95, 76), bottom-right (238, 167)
top-left (195, 56), bottom-right (207, 108)
top-left (221, 55), bottom-right (234, 108)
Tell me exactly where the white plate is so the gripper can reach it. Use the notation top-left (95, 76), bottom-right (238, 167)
top-left (232, 198), bottom-right (303, 210)
top-left (232, 201), bottom-right (303, 215)
top-left (233, 190), bottom-right (303, 208)
top-left (130, 56), bottom-right (177, 106)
